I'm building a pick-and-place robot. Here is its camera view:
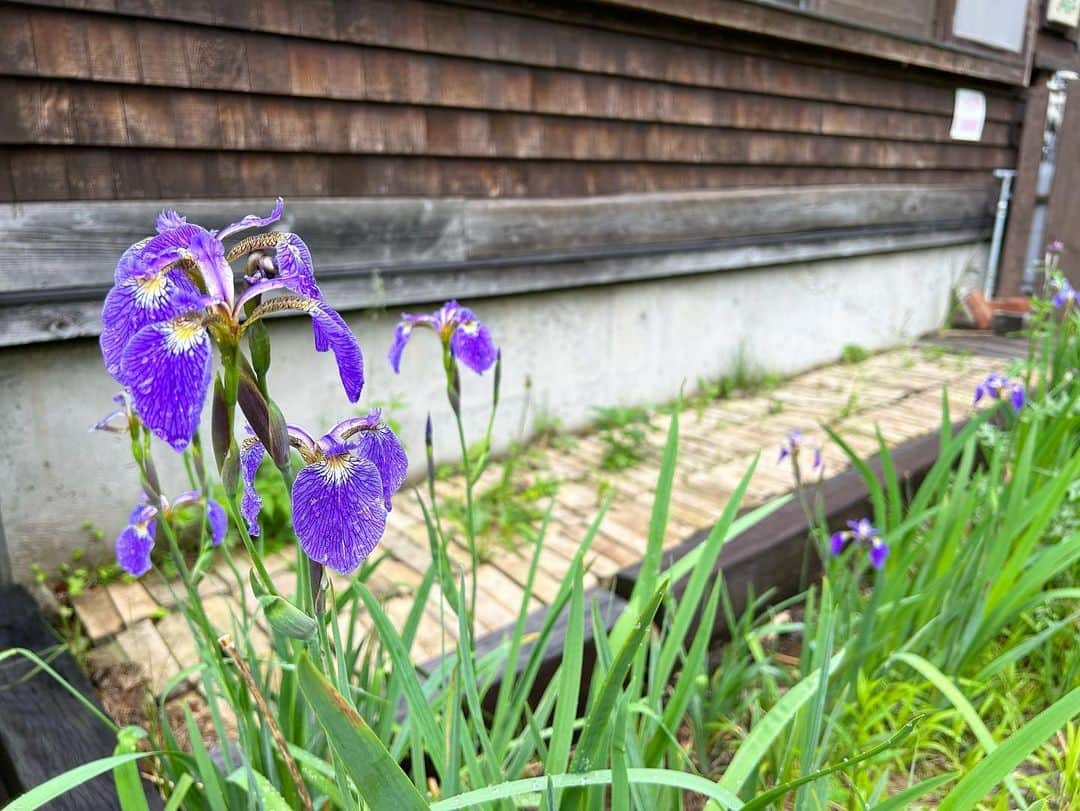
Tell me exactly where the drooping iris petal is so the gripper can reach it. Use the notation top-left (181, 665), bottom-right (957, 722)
top-left (275, 233), bottom-right (322, 299)
top-left (829, 532), bottom-right (846, 557)
top-left (307, 303), bottom-right (364, 402)
top-left (100, 272), bottom-right (202, 381)
top-left (450, 319), bottom-right (497, 374)
top-left (388, 323), bottom-right (413, 374)
top-left (868, 540), bottom-right (889, 570)
top-left (217, 197), bottom-right (285, 240)
top-left (121, 318), bottom-right (213, 452)
top-left (1010, 384), bottom-right (1026, 412)
top-left (207, 500), bottom-right (227, 547)
top-left (156, 209), bottom-right (187, 233)
top-left (351, 424), bottom-right (409, 510)
top-left (291, 451), bottom-right (387, 574)
top-left (115, 521), bottom-right (156, 577)
top-left (812, 446), bottom-right (823, 470)
top-left (240, 435), bottom-right (266, 537)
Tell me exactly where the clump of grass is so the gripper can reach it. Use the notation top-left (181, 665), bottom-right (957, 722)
top-left (593, 405), bottom-right (653, 471)
top-left (841, 343), bottom-right (870, 364)
top-left (442, 443), bottom-right (559, 558)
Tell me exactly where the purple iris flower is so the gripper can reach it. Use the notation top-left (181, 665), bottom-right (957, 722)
top-left (1052, 278), bottom-right (1076, 309)
top-left (778, 429), bottom-right (823, 470)
top-left (388, 300), bottom-right (497, 375)
top-left (100, 199), bottom-right (364, 452)
top-left (1048, 240), bottom-right (1064, 254)
top-left (829, 518), bottom-right (888, 570)
top-left (974, 372), bottom-right (1025, 413)
top-left (115, 491), bottom-right (226, 577)
top-left (240, 410), bottom-right (407, 574)
top-left (90, 391), bottom-right (135, 435)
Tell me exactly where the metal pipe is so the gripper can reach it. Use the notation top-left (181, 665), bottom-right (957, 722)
top-left (984, 168), bottom-right (1015, 298)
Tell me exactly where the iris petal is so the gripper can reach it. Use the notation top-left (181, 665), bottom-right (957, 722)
top-left (240, 435), bottom-right (266, 537)
top-left (450, 319), bottom-right (497, 374)
top-left (100, 272), bottom-right (201, 382)
top-left (352, 424), bottom-right (408, 510)
top-left (207, 500), bottom-right (227, 547)
top-left (387, 323), bottom-right (413, 373)
top-left (217, 197), bottom-right (285, 241)
top-left (114, 240), bottom-right (150, 284)
top-left (116, 522), bottom-right (155, 577)
top-left (156, 209), bottom-right (187, 233)
top-left (868, 541), bottom-right (889, 570)
top-left (308, 304), bottom-right (364, 402)
top-left (291, 452), bottom-right (387, 574)
top-left (134, 224), bottom-right (209, 276)
top-left (1010, 384), bottom-right (1026, 412)
top-left (275, 233), bottom-right (322, 299)
top-left (185, 228), bottom-right (234, 305)
top-left (121, 319), bottom-right (212, 452)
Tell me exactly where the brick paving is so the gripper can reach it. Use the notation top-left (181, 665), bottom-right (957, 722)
top-left (73, 344), bottom-right (1005, 698)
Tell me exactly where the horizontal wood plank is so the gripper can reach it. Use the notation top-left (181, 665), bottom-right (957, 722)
top-left (0, 184), bottom-right (991, 345)
top-left (0, 6), bottom-right (1020, 138)
top-left (0, 80), bottom-right (1016, 169)
top-left (0, 146), bottom-right (998, 202)
top-left (4, 2), bottom-right (1021, 124)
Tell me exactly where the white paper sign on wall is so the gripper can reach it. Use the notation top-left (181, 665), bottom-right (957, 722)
top-left (950, 88), bottom-right (986, 142)
top-left (1048, 0), bottom-right (1080, 28)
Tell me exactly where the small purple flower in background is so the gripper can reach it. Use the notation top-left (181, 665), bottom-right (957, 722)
top-left (829, 518), bottom-right (888, 570)
top-left (115, 491), bottom-right (226, 577)
top-left (1048, 240), bottom-right (1064, 254)
top-left (974, 372), bottom-right (1025, 413)
top-left (100, 199), bottom-right (364, 452)
top-left (778, 429), bottom-right (823, 471)
top-left (388, 300), bottom-right (497, 375)
top-left (240, 410), bottom-right (407, 574)
top-left (90, 391), bottom-right (136, 435)
top-left (1052, 277), bottom-right (1076, 309)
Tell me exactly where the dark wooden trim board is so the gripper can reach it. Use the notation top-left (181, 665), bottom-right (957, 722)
top-left (0, 585), bottom-right (161, 810)
top-left (612, 426), bottom-right (958, 629)
top-left (413, 424), bottom-right (957, 719)
top-left (592, 0), bottom-right (1031, 85)
top-left (0, 184), bottom-right (993, 347)
top-left (415, 585), bottom-right (628, 716)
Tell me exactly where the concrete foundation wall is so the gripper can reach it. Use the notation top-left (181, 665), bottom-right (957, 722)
top-left (0, 241), bottom-right (984, 581)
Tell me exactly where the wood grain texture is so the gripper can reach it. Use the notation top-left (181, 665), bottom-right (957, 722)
top-left (612, 426), bottom-right (958, 630)
top-left (0, 184), bottom-right (992, 345)
top-left (0, 146), bottom-right (999, 202)
top-left (593, 0), bottom-right (1027, 85)
top-left (0, 5), bottom-right (1021, 123)
top-left (1, 0), bottom-right (1021, 201)
top-left (0, 585), bottom-right (162, 809)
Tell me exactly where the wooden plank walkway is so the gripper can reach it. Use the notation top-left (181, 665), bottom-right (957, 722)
top-left (72, 342), bottom-right (1010, 698)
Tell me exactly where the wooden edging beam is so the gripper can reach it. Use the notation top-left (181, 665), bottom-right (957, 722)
top-left (0, 585), bottom-right (162, 810)
top-left (612, 425), bottom-right (959, 634)
top-left (420, 424), bottom-right (955, 721)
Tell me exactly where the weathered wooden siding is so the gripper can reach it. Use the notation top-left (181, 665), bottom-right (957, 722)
top-left (0, 0), bottom-right (1021, 201)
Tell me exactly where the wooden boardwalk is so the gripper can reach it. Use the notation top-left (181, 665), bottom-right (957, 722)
top-left (75, 342), bottom-right (1007, 695)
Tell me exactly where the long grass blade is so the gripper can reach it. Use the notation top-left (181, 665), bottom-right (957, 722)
top-left (296, 651), bottom-right (429, 810)
top-left (938, 684), bottom-right (1080, 810)
top-left (430, 768), bottom-right (742, 810)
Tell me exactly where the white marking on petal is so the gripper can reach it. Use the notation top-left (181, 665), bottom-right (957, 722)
top-left (164, 320), bottom-right (206, 354)
top-left (321, 453), bottom-right (359, 485)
